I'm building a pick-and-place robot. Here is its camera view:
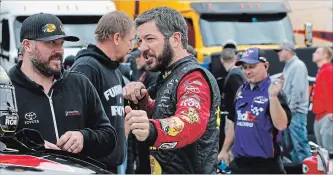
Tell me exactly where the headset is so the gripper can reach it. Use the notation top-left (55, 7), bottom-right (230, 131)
top-left (257, 48), bottom-right (268, 70)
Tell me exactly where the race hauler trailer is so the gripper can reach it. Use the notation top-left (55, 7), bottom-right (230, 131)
top-left (0, 1), bottom-right (116, 72)
top-left (115, 0), bottom-right (310, 63)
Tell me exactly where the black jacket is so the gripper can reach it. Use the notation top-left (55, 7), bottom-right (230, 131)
top-left (222, 67), bottom-right (245, 112)
top-left (71, 44), bottom-right (125, 170)
top-left (8, 61), bottom-right (116, 159)
top-left (133, 69), bottom-right (159, 88)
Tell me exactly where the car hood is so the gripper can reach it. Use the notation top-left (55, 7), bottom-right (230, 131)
top-left (0, 151), bottom-right (111, 174)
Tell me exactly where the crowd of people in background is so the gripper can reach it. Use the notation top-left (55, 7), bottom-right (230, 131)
top-left (7, 6), bottom-right (333, 174)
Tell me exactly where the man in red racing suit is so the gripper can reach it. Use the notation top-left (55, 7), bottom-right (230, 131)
top-left (123, 7), bottom-right (221, 174)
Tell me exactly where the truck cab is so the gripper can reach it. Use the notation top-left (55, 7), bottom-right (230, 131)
top-left (196, 1), bottom-right (296, 61)
top-left (115, 0), bottom-right (307, 63)
top-left (0, 1), bottom-right (116, 72)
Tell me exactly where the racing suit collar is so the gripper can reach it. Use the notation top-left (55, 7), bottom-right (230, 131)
top-left (245, 75), bottom-right (271, 91)
top-left (162, 55), bottom-right (196, 79)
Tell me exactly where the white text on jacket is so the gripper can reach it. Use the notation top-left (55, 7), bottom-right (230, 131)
top-left (111, 106), bottom-right (124, 116)
top-left (104, 85), bottom-right (122, 101)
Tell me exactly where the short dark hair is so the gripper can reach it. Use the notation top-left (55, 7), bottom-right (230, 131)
top-left (95, 11), bottom-right (134, 43)
top-left (135, 7), bottom-right (188, 48)
top-left (221, 48), bottom-right (236, 62)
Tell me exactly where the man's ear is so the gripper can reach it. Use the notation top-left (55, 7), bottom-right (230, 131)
top-left (170, 32), bottom-right (181, 48)
top-left (264, 62), bottom-right (269, 69)
top-left (113, 33), bottom-right (120, 46)
top-left (22, 39), bottom-right (33, 54)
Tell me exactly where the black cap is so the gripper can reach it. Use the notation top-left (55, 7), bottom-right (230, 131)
top-left (20, 13), bottom-right (79, 42)
top-left (223, 39), bottom-right (237, 49)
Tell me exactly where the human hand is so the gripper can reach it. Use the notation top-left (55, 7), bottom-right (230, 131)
top-left (57, 131), bottom-right (84, 154)
top-left (123, 82), bottom-right (148, 104)
top-left (269, 75), bottom-right (284, 98)
top-left (44, 140), bottom-right (61, 150)
top-left (125, 106), bottom-right (150, 141)
top-left (218, 150), bottom-right (231, 166)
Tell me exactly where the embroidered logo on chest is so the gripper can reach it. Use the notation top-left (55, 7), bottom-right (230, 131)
top-left (65, 110), bottom-right (81, 117)
top-left (253, 96), bottom-right (268, 104)
top-left (24, 112), bottom-right (39, 125)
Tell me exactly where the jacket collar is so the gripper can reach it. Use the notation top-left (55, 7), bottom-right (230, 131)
top-left (9, 60), bottom-right (66, 94)
top-left (244, 75), bottom-right (271, 91)
top-left (161, 55), bottom-right (196, 79)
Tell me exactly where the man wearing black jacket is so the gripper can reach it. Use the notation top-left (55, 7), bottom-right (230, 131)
top-left (8, 13), bottom-right (116, 159)
top-left (218, 48), bottom-right (244, 162)
top-left (220, 48), bottom-right (245, 121)
top-left (70, 11), bottom-right (135, 172)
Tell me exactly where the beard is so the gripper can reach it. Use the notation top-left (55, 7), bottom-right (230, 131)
top-left (143, 39), bottom-right (174, 72)
top-left (29, 48), bottom-right (63, 77)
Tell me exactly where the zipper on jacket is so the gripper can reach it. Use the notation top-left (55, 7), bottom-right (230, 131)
top-left (47, 90), bottom-right (59, 140)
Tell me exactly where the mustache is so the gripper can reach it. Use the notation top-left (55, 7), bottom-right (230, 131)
top-left (142, 51), bottom-right (155, 59)
top-left (49, 53), bottom-right (63, 61)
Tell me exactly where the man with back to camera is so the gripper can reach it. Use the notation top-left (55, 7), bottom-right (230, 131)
top-left (122, 7), bottom-right (221, 174)
top-left (216, 40), bottom-right (240, 151)
top-left (70, 11), bottom-right (135, 172)
top-left (8, 13), bottom-right (116, 159)
top-left (217, 48), bottom-right (244, 159)
top-left (312, 46), bottom-right (333, 152)
top-left (209, 40), bottom-right (236, 89)
top-left (220, 48), bottom-right (292, 174)
top-left (220, 48), bottom-right (244, 121)
top-left (276, 40), bottom-right (311, 163)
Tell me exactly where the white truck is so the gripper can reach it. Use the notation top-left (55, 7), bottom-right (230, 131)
top-left (0, 0), bottom-right (116, 72)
